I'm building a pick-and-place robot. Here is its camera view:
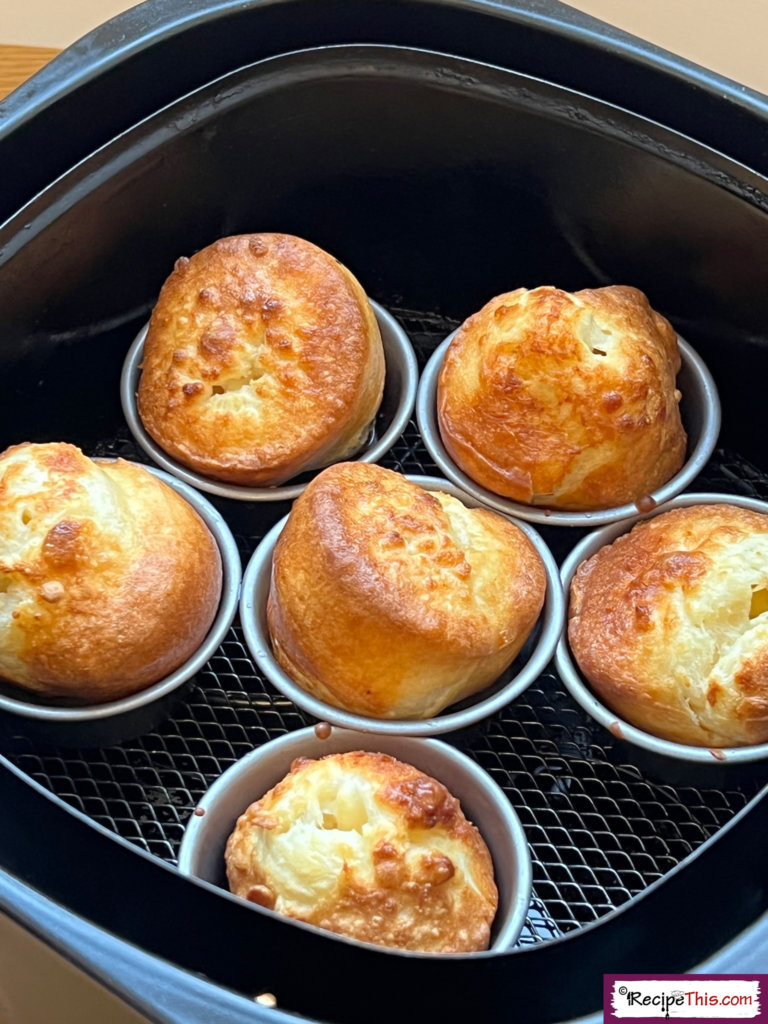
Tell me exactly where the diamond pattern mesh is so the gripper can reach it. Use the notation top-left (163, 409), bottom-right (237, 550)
top-left (0, 308), bottom-right (763, 947)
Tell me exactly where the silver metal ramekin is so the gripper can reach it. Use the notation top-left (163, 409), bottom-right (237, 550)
top-left (0, 463), bottom-right (241, 738)
top-left (121, 300), bottom-right (418, 501)
top-left (416, 331), bottom-right (720, 528)
top-left (177, 725), bottom-right (533, 954)
top-left (240, 475), bottom-right (564, 736)
top-left (555, 492), bottom-right (768, 766)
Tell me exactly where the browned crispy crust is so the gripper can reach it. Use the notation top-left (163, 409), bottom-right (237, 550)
top-left (437, 285), bottom-right (686, 510)
top-left (569, 504), bottom-right (768, 746)
top-left (137, 233), bottom-right (385, 485)
top-left (0, 442), bottom-right (222, 702)
top-left (225, 750), bottom-right (498, 952)
top-left (267, 462), bottom-right (546, 719)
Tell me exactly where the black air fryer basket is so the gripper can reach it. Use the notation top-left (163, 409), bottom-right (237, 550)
top-left (1, 2), bottom-right (768, 1022)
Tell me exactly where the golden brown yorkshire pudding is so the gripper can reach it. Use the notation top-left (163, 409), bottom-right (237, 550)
top-left (569, 503), bottom-right (768, 746)
top-left (225, 750), bottom-right (498, 952)
top-left (437, 285), bottom-right (686, 511)
top-left (267, 461), bottom-right (546, 719)
top-left (0, 442), bottom-right (221, 702)
top-left (137, 233), bottom-right (385, 486)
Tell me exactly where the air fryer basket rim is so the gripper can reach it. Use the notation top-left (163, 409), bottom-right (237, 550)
top-left (3, 41), bottom-right (768, 265)
top-left (2, 836), bottom-right (768, 1024)
top-left (2, 749), bottom-right (767, 1024)
top-left (1, 0), bottom-right (768, 227)
top-left (2, 2), bottom-right (768, 1023)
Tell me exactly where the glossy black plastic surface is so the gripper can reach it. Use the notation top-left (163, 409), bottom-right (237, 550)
top-left (2, 0), bottom-right (768, 226)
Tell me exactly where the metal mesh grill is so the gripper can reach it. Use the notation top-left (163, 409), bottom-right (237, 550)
top-left (0, 308), bottom-right (763, 947)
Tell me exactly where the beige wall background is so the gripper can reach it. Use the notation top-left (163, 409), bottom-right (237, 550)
top-left (0, 0), bottom-right (766, 95)
top-left (569, 0), bottom-right (767, 94)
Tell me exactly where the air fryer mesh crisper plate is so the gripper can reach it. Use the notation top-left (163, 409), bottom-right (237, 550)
top-left (0, 308), bottom-right (763, 950)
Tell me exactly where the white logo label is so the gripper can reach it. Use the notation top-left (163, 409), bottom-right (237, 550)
top-left (611, 979), bottom-right (761, 1019)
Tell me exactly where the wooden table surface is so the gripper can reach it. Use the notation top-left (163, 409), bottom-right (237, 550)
top-left (0, 43), bottom-right (58, 98)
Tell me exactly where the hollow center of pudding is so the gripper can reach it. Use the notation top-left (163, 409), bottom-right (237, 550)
top-left (576, 311), bottom-right (615, 359)
top-left (211, 375), bottom-right (262, 394)
top-left (208, 349), bottom-right (267, 396)
top-left (317, 780), bottom-right (370, 833)
top-left (749, 586), bottom-right (768, 619)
